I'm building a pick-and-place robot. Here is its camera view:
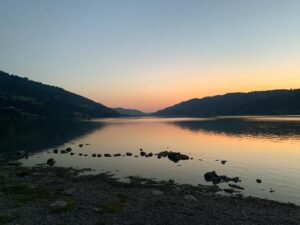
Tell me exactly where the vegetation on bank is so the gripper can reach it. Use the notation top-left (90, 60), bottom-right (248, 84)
top-left (154, 89), bottom-right (300, 117)
top-left (0, 71), bottom-right (119, 119)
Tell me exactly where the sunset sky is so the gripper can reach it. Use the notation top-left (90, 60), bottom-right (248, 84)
top-left (1, 0), bottom-right (300, 112)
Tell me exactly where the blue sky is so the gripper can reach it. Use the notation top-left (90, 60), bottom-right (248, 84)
top-left (1, 0), bottom-right (300, 111)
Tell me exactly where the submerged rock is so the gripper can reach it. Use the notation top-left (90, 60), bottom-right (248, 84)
top-left (223, 188), bottom-right (235, 194)
top-left (79, 144), bottom-right (83, 147)
top-left (70, 153), bottom-right (75, 156)
top-left (229, 184), bottom-right (244, 190)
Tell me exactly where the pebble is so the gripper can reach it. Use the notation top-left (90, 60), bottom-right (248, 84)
top-left (184, 194), bottom-right (198, 202)
top-left (152, 190), bottom-right (164, 195)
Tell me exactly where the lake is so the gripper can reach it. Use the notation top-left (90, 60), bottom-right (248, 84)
top-left (1, 116), bottom-right (300, 205)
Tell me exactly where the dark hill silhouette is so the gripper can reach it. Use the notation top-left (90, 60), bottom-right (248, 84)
top-left (113, 107), bottom-right (146, 116)
top-left (154, 89), bottom-right (300, 117)
top-left (0, 71), bottom-right (119, 118)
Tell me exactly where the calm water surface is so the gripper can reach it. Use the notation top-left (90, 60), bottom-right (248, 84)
top-left (1, 116), bottom-right (300, 205)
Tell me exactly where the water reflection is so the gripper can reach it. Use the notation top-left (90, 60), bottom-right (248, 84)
top-left (0, 120), bottom-right (105, 155)
top-left (170, 117), bottom-right (300, 140)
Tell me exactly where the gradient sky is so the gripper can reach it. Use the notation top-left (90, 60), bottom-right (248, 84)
top-left (1, 0), bottom-right (300, 112)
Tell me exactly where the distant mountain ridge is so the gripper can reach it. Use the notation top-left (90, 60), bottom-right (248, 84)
top-left (114, 107), bottom-right (146, 116)
top-left (0, 71), bottom-right (119, 119)
top-left (154, 89), bottom-right (300, 117)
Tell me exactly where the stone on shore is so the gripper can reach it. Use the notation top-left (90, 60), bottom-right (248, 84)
top-left (184, 194), bottom-right (198, 202)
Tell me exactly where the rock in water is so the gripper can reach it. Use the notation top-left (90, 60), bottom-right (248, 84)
top-left (228, 184), bottom-right (244, 190)
top-left (204, 171), bottom-right (240, 184)
top-left (53, 149), bottom-right (58, 154)
top-left (184, 194), bottom-right (198, 202)
top-left (126, 152), bottom-right (133, 156)
top-left (104, 154), bottom-right (112, 157)
top-left (157, 151), bottom-right (189, 162)
top-left (221, 160), bottom-right (227, 165)
top-left (140, 151), bottom-right (146, 156)
top-left (66, 147), bottom-right (72, 152)
top-left (47, 158), bottom-right (56, 166)
top-left (79, 144), bottom-right (83, 147)
top-left (256, 179), bottom-right (262, 183)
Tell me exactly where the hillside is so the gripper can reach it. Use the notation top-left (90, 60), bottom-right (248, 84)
top-left (0, 71), bottom-right (119, 119)
top-left (154, 89), bottom-right (300, 117)
top-left (113, 107), bottom-right (146, 116)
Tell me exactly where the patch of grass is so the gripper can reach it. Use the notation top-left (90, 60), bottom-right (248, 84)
top-left (100, 201), bottom-right (123, 213)
top-left (116, 193), bottom-right (127, 203)
top-left (99, 193), bottom-right (128, 214)
top-left (50, 198), bottom-right (77, 213)
top-left (3, 184), bottom-right (51, 203)
top-left (0, 214), bottom-right (12, 224)
top-left (0, 176), bottom-right (5, 185)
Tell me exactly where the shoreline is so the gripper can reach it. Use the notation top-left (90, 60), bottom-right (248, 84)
top-left (0, 163), bottom-right (299, 225)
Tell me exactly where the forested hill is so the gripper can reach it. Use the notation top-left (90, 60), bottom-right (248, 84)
top-left (0, 71), bottom-right (119, 119)
top-left (154, 89), bottom-right (300, 117)
top-left (113, 107), bottom-right (146, 116)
